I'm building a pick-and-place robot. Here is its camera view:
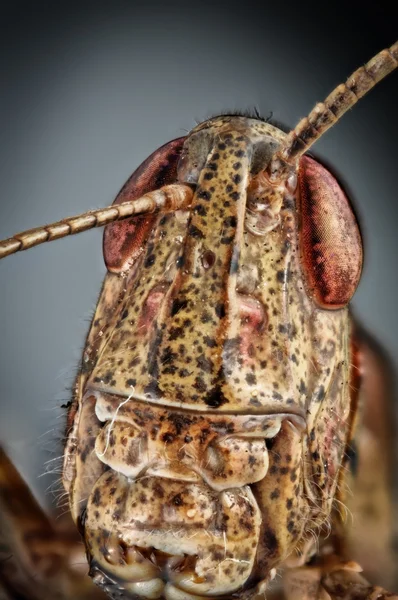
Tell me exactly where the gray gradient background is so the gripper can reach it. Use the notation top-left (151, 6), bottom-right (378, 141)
top-left (0, 1), bottom-right (397, 510)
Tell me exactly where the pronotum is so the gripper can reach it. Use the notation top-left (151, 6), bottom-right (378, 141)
top-left (0, 42), bottom-right (397, 600)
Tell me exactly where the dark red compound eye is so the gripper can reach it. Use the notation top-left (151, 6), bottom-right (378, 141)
top-left (298, 155), bottom-right (363, 309)
top-left (103, 137), bottom-right (186, 273)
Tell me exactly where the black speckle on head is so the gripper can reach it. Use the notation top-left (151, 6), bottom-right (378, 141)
top-left (152, 482), bottom-right (164, 499)
top-left (92, 488), bottom-right (101, 507)
top-left (248, 455), bottom-right (256, 466)
top-left (245, 372), bottom-right (257, 385)
top-left (223, 216), bottom-right (237, 228)
top-left (312, 449), bottom-right (320, 461)
top-left (197, 354), bottom-right (214, 373)
top-left (80, 442), bottom-right (91, 463)
top-left (194, 204), bottom-right (208, 217)
top-left (221, 234), bottom-right (235, 245)
top-left (188, 224), bottom-right (204, 239)
top-left (144, 254), bottom-right (156, 268)
top-left (250, 397), bottom-right (261, 407)
top-left (263, 528), bottom-right (278, 558)
top-left (198, 189), bottom-right (211, 201)
top-left (204, 336), bottom-right (217, 348)
top-left (169, 326), bottom-right (184, 341)
top-left (205, 385), bottom-right (228, 408)
top-left (201, 311), bottom-right (212, 323)
top-left (194, 375), bottom-right (207, 393)
top-left (161, 346), bottom-right (178, 365)
top-left (215, 303), bottom-right (226, 319)
top-left (299, 380), bottom-right (307, 395)
top-left (171, 298), bottom-right (189, 316)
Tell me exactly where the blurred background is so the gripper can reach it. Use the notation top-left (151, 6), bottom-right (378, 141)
top-left (0, 0), bottom-right (396, 523)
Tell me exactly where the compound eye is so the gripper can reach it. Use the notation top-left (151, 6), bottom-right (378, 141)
top-left (298, 156), bottom-right (363, 309)
top-left (103, 137), bottom-right (185, 273)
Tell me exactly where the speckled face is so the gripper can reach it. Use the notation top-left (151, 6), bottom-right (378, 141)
top-left (63, 116), bottom-right (362, 599)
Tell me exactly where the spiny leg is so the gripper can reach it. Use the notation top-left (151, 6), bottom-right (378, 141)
top-left (0, 446), bottom-right (105, 599)
top-left (341, 325), bottom-right (398, 589)
top-left (283, 559), bottom-right (398, 600)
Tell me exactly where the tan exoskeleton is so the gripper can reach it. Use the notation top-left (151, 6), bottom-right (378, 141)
top-left (0, 42), bottom-right (397, 600)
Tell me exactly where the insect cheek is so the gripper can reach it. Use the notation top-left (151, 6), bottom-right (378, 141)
top-left (298, 156), bottom-right (363, 309)
top-left (66, 395), bottom-right (106, 523)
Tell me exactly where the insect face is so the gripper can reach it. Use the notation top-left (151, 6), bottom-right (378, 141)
top-left (60, 115), bottom-right (361, 598)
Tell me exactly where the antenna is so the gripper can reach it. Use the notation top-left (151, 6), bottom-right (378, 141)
top-left (267, 41), bottom-right (398, 182)
top-left (0, 184), bottom-right (193, 259)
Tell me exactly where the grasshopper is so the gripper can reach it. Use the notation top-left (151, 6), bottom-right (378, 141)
top-left (0, 42), bottom-right (397, 600)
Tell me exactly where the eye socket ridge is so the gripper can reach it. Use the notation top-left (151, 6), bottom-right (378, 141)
top-left (103, 137), bottom-right (186, 273)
